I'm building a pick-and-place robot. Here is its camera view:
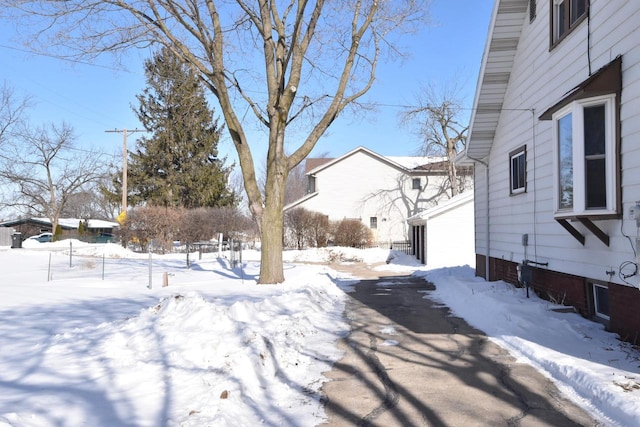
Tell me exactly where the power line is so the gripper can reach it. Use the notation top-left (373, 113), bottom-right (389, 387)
top-left (0, 43), bottom-right (134, 73)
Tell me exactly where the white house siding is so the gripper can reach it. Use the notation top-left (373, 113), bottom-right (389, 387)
top-left (291, 148), bottom-right (448, 244)
top-left (472, 1), bottom-right (640, 287)
top-left (409, 192), bottom-right (475, 269)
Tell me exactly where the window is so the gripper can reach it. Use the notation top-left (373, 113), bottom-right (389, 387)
top-left (412, 178), bottom-right (421, 190)
top-left (510, 146), bottom-right (526, 195)
top-left (592, 282), bottom-right (610, 320)
top-left (551, 0), bottom-right (588, 45)
top-left (530, 0), bottom-right (536, 22)
top-left (307, 176), bottom-right (316, 193)
top-left (552, 94), bottom-right (616, 217)
top-left (369, 217), bottom-right (377, 229)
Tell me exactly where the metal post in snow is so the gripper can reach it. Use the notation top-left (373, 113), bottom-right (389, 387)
top-left (240, 241), bottom-right (244, 284)
top-left (148, 243), bottom-right (152, 289)
top-left (186, 242), bottom-right (190, 269)
top-left (48, 253), bottom-right (52, 282)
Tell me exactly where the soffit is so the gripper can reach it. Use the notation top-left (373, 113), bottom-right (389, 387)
top-left (466, 0), bottom-right (528, 161)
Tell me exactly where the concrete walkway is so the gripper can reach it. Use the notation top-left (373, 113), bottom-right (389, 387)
top-left (320, 264), bottom-right (601, 427)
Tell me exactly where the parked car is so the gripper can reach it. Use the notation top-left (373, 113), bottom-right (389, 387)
top-left (28, 232), bottom-right (52, 243)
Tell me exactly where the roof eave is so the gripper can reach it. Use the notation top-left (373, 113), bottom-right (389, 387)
top-left (466, 0), bottom-right (528, 162)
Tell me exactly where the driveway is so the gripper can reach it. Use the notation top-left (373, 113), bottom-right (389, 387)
top-left (320, 263), bottom-right (601, 427)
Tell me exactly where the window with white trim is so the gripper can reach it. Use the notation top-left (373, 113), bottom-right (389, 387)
top-left (510, 146), bottom-right (526, 195)
top-left (592, 282), bottom-right (610, 320)
top-left (412, 178), bottom-right (421, 190)
top-left (552, 94), bottom-right (617, 217)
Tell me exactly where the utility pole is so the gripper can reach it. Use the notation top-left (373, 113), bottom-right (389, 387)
top-left (105, 128), bottom-right (144, 215)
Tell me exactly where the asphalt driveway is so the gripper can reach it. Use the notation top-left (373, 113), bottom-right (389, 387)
top-left (320, 266), bottom-right (601, 427)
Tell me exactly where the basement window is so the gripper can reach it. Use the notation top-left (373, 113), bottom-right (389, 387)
top-left (591, 282), bottom-right (610, 320)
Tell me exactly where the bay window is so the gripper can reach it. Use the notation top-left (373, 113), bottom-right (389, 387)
top-left (552, 94), bottom-right (616, 217)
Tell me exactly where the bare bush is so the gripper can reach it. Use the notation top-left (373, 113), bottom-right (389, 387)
top-left (178, 208), bottom-right (213, 244)
top-left (308, 212), bottom-right (330, 248)
top-left (209, 206), bottom-right (256, 241)
top-left (118, 206), bottom-right (180, 252)
top-left (118, 206), bottom-right (257, 252)
top-left (285, 208), bottom-right (313, 249)
top-left (331, 219), bottom-right (372, 248)
top-left (284, 208), bottom-right (330, 249)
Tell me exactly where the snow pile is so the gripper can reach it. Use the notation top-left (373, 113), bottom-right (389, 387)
top-left (1, 244), bottom-right (639, 426)
top-left (416, 266), bottom-right (640, 427)
top-left (282, 246), bottom-right (391, 264)
top-left (0, 249), bottom-right (349, 427)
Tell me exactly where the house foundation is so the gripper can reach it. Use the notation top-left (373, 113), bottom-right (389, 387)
top-left (476, 254), bottom-right (640, 345)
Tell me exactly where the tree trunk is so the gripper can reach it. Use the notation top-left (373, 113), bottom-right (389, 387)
top-left (258, 200), bottom-right (285, 284)
top-left (256, 123), bottom-right (288, 284)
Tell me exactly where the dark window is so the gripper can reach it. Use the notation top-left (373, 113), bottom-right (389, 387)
top-left (530, 0), bottom-right (536, 22)
top-left (510, 146), bottom-right (526, 195)
top-left (551, 0), bottom-right (588, 46)
top-left (584, 105), bottom-right (606, 208)
top-left (370, 217), bottom-right (377, 229)
top-left (412, 178), bottom-right (421, 190)
top-left (307, 176), bottom-right (316, 193)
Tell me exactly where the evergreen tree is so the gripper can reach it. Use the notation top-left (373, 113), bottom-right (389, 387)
top-left (127, 47), bottom-right (236, 209)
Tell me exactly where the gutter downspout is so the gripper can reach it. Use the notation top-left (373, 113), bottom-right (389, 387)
top-left (484, 161), bottom-right (490, 281)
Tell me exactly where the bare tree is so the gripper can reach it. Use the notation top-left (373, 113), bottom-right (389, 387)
top-left (0, 82), bottom-right (30, 147)
top-left (401, 85), bottom-right (468, 197)
top-left (2, 0), bottom-right (428, 282)
top-left (61, 185), bottom-right (121, 220)
top-left (0, 123), bottom-right (109, 238)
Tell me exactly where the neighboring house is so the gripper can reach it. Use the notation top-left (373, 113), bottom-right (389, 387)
top-left (462, 0), bottom-right (640, 342)
top-left (0, 218), bottom-right (118, 240)
top-left (285, 146), bottom-right (471, 245)
top-left (407, 191), bottom-right (475, 268)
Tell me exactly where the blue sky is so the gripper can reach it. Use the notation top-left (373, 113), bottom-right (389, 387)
top-left (0, 0), bottom-right (493, 164)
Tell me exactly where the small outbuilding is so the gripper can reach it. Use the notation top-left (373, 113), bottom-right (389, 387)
top-left (407, 191), bottom-right (475, 269)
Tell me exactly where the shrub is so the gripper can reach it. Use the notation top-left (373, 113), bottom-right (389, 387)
top-left (331, 218), bottom-right (372, 248)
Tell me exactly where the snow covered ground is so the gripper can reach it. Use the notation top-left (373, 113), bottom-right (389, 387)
top-left (0, 240), bottom-right (638, 426)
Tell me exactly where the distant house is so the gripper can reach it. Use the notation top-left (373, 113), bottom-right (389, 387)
top-left (462, 0), bottom-right (640, 342)
top-left (407, 191), bottom-right (475, 268)
top-left (285, 146), bottom-right (471, 244)
top-left (0, 218), bottom-right (118, 241)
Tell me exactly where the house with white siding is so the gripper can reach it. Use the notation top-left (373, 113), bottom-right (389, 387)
top-left (285, 146), bottom-right (470, 245)
top-left (462, 0), bottom-right (640, 342)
